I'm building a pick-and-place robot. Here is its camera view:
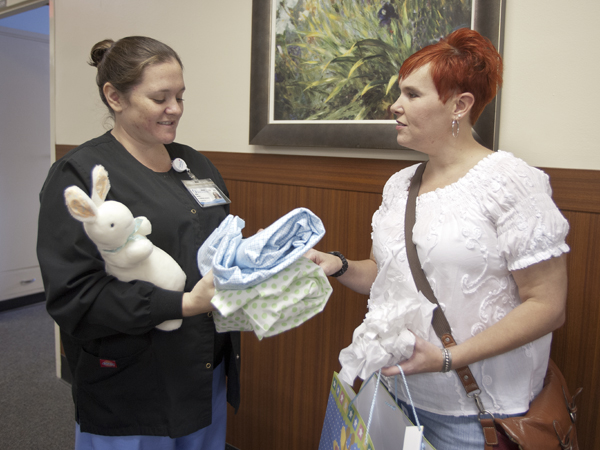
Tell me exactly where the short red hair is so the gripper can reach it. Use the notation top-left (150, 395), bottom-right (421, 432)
top-left (399, 28), bottom-right (503, 124)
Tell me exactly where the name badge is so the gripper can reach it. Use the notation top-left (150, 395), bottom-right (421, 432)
top-left (182, 178), bottom-right (231, 208)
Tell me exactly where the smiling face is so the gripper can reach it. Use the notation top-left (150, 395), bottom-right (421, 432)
top-left (390, 63), bottom-right (456, 152)
top-left (111, 58), bottom-right (185, 149)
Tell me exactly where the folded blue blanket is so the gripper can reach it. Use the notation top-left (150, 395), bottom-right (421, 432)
top-left (197, 207), bottom-right (325, 289)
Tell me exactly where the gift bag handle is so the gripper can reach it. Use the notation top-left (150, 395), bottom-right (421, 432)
top-left (395, 365), bottom-right (422, 431)
top-left (349, 370), bottom-right (382, 438)
top-left (352, 368), bottom-right (425, 449)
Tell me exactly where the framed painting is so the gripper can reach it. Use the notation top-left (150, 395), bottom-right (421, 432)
top-left (249, 0), bottom-right (506, 150)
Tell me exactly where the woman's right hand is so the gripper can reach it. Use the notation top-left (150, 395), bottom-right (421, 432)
top-left (304, 249), bottom-right (343, 276)
top-left (305, 247), bottom-right (378, 295)
top-left (182, 271), bottom-right (216, 317)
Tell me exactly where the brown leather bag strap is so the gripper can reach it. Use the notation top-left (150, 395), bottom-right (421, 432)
top-left (404, 163), bottom-right (481, 396)
top-left (405, 163), bottom-right (453, 337)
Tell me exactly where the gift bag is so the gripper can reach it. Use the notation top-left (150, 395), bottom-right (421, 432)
top-left (318, 372), bottom-right (375, 450)
top-left (318, 372), bottom-right (435, 450)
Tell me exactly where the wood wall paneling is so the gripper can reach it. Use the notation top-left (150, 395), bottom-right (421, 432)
top-left (56, 145), bottom-right (599, 450)
top-left (545, 168), bottom-right (600, 214)
top-left (551, 210), bottom-right (600, 448)
top-left (223, 179), bottom-right (376, 449)
top-left (55, 144), bottom-right (73, 161)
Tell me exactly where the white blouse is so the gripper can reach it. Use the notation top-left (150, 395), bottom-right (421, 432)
top-left (373, 151), bottom-right (570, 415)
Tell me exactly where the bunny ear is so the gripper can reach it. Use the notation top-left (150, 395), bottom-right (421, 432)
top-left (64, 186), bottom-right (98, 223)
top-left (91, 165), bottom-right (110, 206)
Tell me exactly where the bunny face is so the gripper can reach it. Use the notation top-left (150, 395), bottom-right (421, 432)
top-left (83, 200), bottom-right (136, 250)
top-left (64, 165), bottom-right (137, 251)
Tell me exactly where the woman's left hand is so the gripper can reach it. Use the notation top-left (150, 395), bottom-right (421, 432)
top-left (381, 334), bottom-right (444, 377)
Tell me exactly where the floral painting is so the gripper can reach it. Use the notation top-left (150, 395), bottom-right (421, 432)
top-left (272, 0), bottom-right (472, 122)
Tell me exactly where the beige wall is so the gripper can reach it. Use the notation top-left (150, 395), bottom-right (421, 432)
top-left (54, 0), bottom-right (599, 170)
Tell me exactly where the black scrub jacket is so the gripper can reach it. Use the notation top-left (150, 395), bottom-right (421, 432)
top-left (37, 131), bottom-right (240, 438)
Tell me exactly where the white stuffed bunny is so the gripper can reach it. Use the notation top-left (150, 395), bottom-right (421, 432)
top-left (64, 165), bottom-right (185, 331)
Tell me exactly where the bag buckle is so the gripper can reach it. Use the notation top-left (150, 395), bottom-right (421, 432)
top-left (470, 392), bottom-right (501, 447)
top-left (553, 420), bottom-right (574, 450)
top-left (565, 386), bottom-right (583, 423)
top-left (468, 390), bottom-right (494, 420)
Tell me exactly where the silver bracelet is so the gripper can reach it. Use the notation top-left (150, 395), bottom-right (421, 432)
top-left (441, 348), bottom-right (452, 373)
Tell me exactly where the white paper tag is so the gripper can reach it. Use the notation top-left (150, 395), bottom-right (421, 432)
top-left (403, 426), bottom-right (424, 450)
top-left (181, 178), bottom-right (231, 208)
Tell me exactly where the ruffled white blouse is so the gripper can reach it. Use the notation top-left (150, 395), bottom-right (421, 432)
top-left (373, 151), bottom-right (570, 415)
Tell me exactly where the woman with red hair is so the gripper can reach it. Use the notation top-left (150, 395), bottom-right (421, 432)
top-left (308, 28), bottom-right (569, 449)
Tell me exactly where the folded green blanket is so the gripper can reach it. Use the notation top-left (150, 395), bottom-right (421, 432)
top-left (211, 257), bottom-right (332, 339)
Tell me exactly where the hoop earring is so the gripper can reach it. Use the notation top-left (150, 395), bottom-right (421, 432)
top-left (451, 114), bottom-right (461, 138)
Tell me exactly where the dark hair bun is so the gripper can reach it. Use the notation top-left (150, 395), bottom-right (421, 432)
top-left (88, 39), bottom-right (115, 67)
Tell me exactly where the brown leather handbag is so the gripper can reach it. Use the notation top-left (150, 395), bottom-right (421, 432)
top-left (404, 162), bottom-right (582, 450)
top-left (495, 358), bottom-right (581, 449)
